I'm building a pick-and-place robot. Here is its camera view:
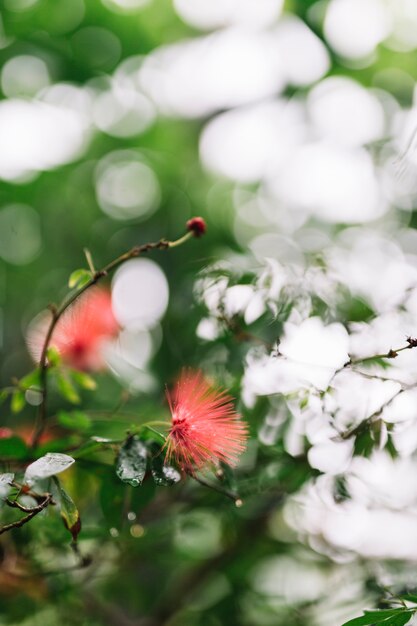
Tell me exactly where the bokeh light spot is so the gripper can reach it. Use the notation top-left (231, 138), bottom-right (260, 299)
top-left (95, 151), bottom-right (160, 220)
top-left (112, 259), bottom-right (169, 330)
top-left (1, 55), bottom-right (50, 98)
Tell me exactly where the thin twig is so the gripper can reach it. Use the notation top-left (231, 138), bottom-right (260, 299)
top-left (191, 473), bottom-right (242, 505)
top-left (0, 493), bottom-right (53, 535)
top-left (31, 231), bottom-right (194, 449)
top-left (327, 338), bottom-right (417, 390)
top-left (83, 248), bottom-right (96, 273)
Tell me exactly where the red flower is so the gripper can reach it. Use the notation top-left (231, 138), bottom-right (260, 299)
top-left (27, 288), bottom-right (119, 371)
top-left (165, 370), bottom-right (248, 472)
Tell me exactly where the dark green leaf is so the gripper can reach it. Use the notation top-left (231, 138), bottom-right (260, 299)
top-left (58, 410), bottom-right (92, 431)
top-left (401, 594), bottom-right (417, 603)
top-left (100, 473), bottom-right (126, 528)
top-left (68, 268), bottom-right (92, 289)
top-left (0, 436), bottom-right (28, 460)
top-left (0, 390), bottom-right (8, 404)
top-left (390, 613), bottom-right (414, 625)
top-left (116, 436), bottom-right (148, 487)
top-left (342, 610), bottom-right (412, 626)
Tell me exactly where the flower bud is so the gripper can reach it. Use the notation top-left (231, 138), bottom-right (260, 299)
top-left (186, 217), bottom-right (207, 238)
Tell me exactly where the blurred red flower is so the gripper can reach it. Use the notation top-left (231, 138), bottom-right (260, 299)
top-left (27, 288), bottom-right (118, 371)
top-left (165, 370), bottom-right (248, 472)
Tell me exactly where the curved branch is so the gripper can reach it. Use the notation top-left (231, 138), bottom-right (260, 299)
top-left (0, 493), bottom-right (53, 535)
top-left (31, 229), bottom-right (195, 448)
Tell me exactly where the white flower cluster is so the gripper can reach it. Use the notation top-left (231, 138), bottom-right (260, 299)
top-left (195, 232), bottom-right (417, 560)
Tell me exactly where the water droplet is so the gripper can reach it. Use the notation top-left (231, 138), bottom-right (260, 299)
top-left (127, 511), bottom-right (136, 521)
top-left (130, 524), bottom-right (145, 538)
top-left (109, 527), bottom-right (119, 537)
top-left (235, 498), bottom-right (243, 508)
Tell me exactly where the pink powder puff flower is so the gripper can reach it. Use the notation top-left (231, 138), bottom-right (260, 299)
top-left (165, 370), bottom-right (248, 473)
top-left (27, 287), bottom-right (119, 372)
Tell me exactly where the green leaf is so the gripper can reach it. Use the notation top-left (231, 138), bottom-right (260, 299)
top-left (401, 594), bottom-right (417, 604)
top-left (0, 436), bottom-right (28, 460)
top-left (70, 370), bottom-right (97, 391)
top-left (19, 369), bottom-right (41, 391)
top-left (11, 390), bottom-right (25, 413)
top-left (58, 410), bottom-right (92, 431)
top-left (53, 477), bottom-right (81, 541)
top-left (68, 268), bottom-right (92, 289)
top-left (46, 347), bottom-right (61, 367)
top-left (116, 436), bottom-right (148, 487)
top-left (24, 453), bottom-right (75, 486)
top-left (299, 395), bottom-right (309, 410)
top-left (0, 390), bottom-right (8, 404)
top-left (342, 610), bottom-right (412, 626)
top-left (390, 613), bottom-right (414, 625)
top-left (56, 371), bottom-right (80, 404)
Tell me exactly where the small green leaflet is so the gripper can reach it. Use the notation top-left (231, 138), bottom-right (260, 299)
top-left (55, 371), bottom-right (80, 404)
top-left (341, 609), bottom-right (414, 626)
top-left (11, 390), bottom-right (25, 413)
top-left (68, 268), bottom-right (92, 289)
top-left (19, 369), bottom-right (41, 390)
top-left (53, 477), bottom-right (81, 542)
top-left (70, 370), bottom-right (97, 391)
top-left (116, 436), bottom-right (148, 487)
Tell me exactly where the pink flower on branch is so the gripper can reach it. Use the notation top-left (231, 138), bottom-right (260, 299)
top-left (27, 288), bottom-right (118, 372)
top-left (165, 370), bottom-right (248, 473)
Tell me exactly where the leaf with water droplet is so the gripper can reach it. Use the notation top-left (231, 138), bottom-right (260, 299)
top-left (150, 448), bottom-right (181, 487)
top-left (116, 436), bottom-right (147, 487)
top-left (24, 453), bottom-right (75, 486)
